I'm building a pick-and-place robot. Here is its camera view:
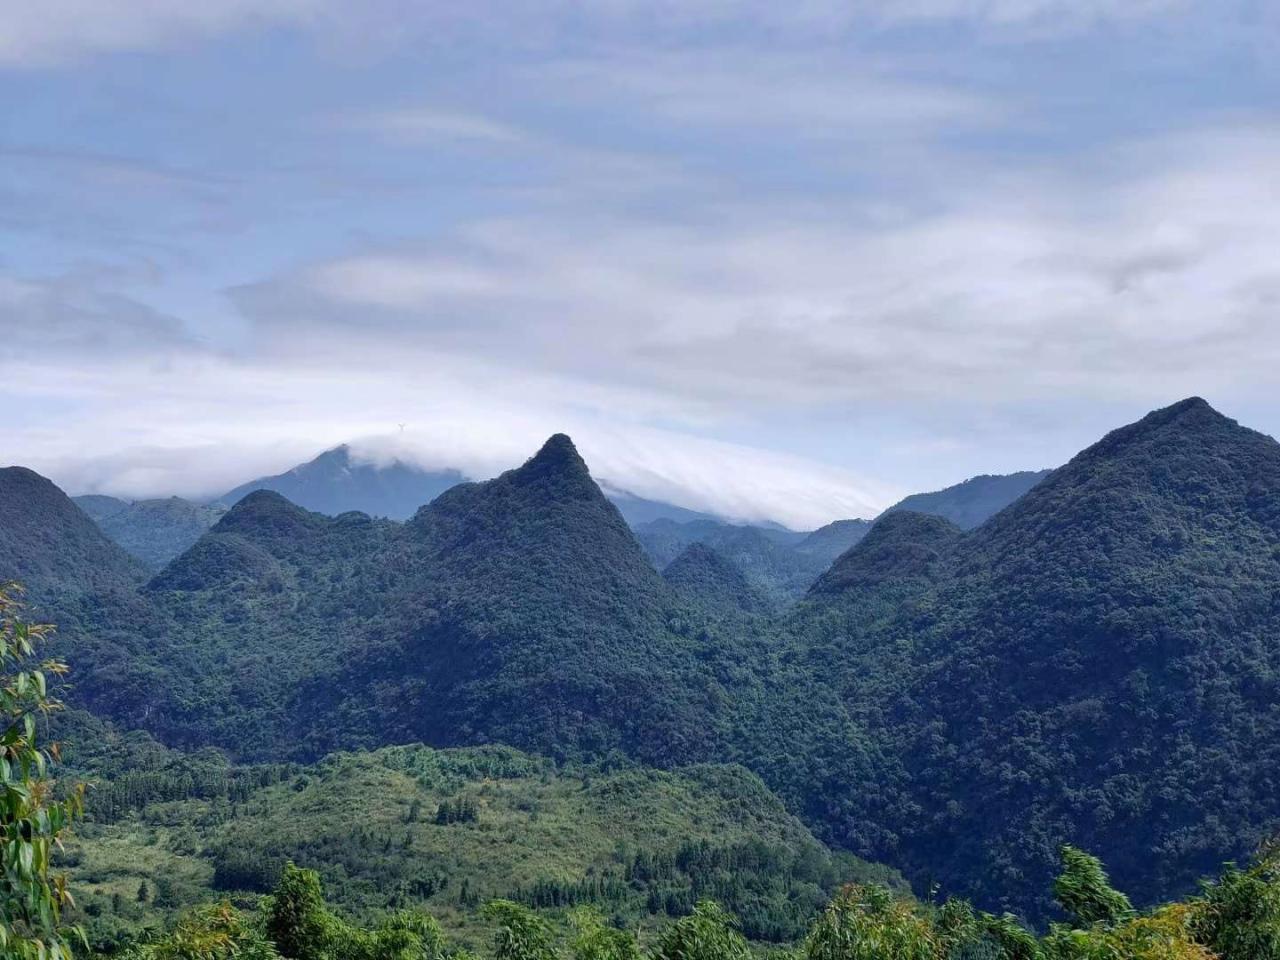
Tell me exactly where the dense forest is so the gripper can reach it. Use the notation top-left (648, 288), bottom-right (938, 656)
top-left (7, 574), bottom-right (1280, 959)
top-left (3, 398), bottom-right (1280, 953)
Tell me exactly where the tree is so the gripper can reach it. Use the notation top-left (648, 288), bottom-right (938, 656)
top-left (568, 908), bottom-right (640, 960)
top-left (651, 900), bottom-right (751, 960)
top-left (0, 582), bottom-right (84, 960)
top-left (803, 885), bottom-right (936, 960)
top-left (482, 900), bottom-right (558, 960)
top-left (1053, 847), bottom-right (1133, 927)
top-left (1193, 840), bottom-right (1280, 960)
top-left (267, 863), bottom-right (336, 960)
top-left (115, 902), bottom-right (279, 960)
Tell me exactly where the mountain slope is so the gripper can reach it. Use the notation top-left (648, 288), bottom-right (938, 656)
top-left (219, 445), bottom-right (466, 519)
top-left (882, 468), bottom-right (1051, 530)
top-left (73, 494), bottom-right (130, 523)
top-left (144, 435), bottom-right (734, 765)
top-left (663, 542), bottom-right (772, 615)
top-left (0, 467), bottom-right (185, 731)
top-left (634, 518), bottom-right (828, 602)
top-left (341, 434), bottom-right (725, 762)
top-left (797, 398), bottom-right (1280, 918)
top-left (87, 497), bottom-right (227, 569)
top-left (70, 743), bottom-right (904, 949)
top-left (792, 519), bottom-right (873, 565)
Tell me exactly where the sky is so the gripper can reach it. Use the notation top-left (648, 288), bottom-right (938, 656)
top-left (2, 0), bottom-right (1278, 528)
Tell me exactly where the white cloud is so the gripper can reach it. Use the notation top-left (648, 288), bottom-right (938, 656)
top-left (1, 351), bottom-right (893, 527)
top-left (230, 123), bottom-right (1280, 416)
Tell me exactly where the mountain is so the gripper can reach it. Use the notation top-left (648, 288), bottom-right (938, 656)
top-left (792, 518), bottom-right (874, 564)
top-left (144, 435), bottom-right (736, 764)
top-left (808, 511), bottom-right (960, 596)
top-left (634, 518), bottom-right (832, 602)
top-left (76, 496), bottom-right (227, 570)
top-left (882, 468), bottom-right (1051, 530)
top-left (16, 401), bottom-right (1280, 925)
top-left (73, 494), bottom-right (131, 523)
top-left (223, 445), bottom-right (774, 531)
top-left (663, 542), bottom-right (772, 615)
top-left (0, 467), bottom-right (148, 600)
top-left (0, 467), bottom-right (184, 731)
top-left (218, 445), bottom-right (466, 519)
top-left (794, 398), bottom-right (1280, 918)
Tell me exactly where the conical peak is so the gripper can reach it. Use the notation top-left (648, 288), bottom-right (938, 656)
top-left (532, 433), bottom-right (584, 467)
top-left (1139, 396), bottom-right (1225, 430)
top-left (511, 433), bottom-right (597, 497)
top-left (215, 489), bottom-right (317, 537)
top-left (1074, 396), bottom-right (1243, 466)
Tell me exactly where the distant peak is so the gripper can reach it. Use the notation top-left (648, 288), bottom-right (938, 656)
top-left (215, 488), bottom-right (318, 537)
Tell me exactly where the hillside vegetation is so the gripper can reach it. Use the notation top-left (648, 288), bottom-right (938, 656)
top-left (4, 398), bottom-right (1280, 927)
top-left (67, 743), bottom-right (902, 953)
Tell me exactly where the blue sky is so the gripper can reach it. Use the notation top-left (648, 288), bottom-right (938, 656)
top-left (2, 1), bottom-right (1278, 527)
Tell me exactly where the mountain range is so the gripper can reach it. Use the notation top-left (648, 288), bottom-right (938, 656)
top-left (6, 397), bottom-right (1275, 925)
top-left (69, 445), bottom-right (1048, 598)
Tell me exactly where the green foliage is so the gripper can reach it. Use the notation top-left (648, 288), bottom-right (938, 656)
top-left (79, 497), bottom-right (227, 571)
top-left (267, 864), bottom-right (333, 960)
top-left (1053, 847), bottom-right (1134, 927)
top-left (66, 745), bottom-right (895, 949)
top-left (1041, 903), bottom-right (1211, 960)
top-left (567, 909), bottom-right (639, 960)
top-left (781, 398), bottom-right (1280, 918)
top-left (482, 901), bottom-right (557, 960)
top-left (650, 900), bottom-right (751, 960)
top-left (803, 885), bottom-right (936, 960)
top-left (113, 903), bottom-right (279, 960)
top-left (0, 582), bottom-right (85, 960)
top-left (1193, 840), bottom-right (1280, 959)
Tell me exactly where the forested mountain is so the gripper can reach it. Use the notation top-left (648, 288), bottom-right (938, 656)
top-left (791, 397), bottom-right (1280, 918)
top-left (662, 542), bottom-right (773, 615)
top-left (792, 518), bottom-right (874, 563)
top-left (220, 444), bottom-right (734, 529)
top-left (0, 467), bottom-right (148, 599)
top-left (74, 495), bottom-right (226, 569)
top-left (130, 434), bottom-right (739, 764)
top-left (634, 517), bottom-right (833, 602)
top-left (74, 493), bottom-right (132, 523)
top-left (218, 444), bottom-right (467, 519)
top-left (882, 468), bottom-right (1051, 529)
top-left (7, 399), bottom-right (1280, 930)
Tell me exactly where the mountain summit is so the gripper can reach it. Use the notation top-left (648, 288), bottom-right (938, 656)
top-left (798, 397), bottom-right (1280, 917)
top-left (219, 445), bottom-right (466, 520)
